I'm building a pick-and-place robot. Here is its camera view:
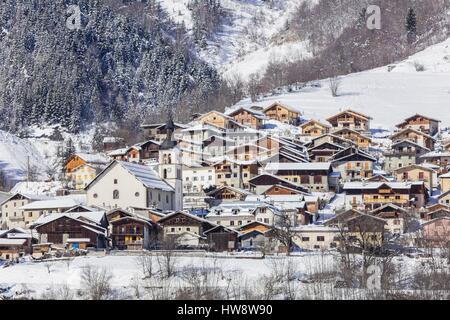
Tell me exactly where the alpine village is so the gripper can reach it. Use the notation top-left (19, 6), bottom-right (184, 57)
top-left (1, 106), bottom-right (449, 262)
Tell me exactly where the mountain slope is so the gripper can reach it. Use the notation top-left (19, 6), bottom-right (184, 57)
top-left (0, 130), bottom-right (50, 190)
top-left (160, 0), bottom-right (316, 79)
top-left (230, 37), bottom-right (450, 130)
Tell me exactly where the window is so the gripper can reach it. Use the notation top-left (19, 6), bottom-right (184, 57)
top-left (114, 179), bottom-right (118, 184)
top-left (230, 221), bottom-right (235, 226)
top-left (93, 193), bottom-right (98, 199)
top-left (135, 192), bottom-right (140, 197)
top-left (317, 236), bottom-right (325, 242)
top-left (113, 190), bottom-right (119, 199)
top-left (302, 237), bottom-right (310, 242)
top-left (170, 228), bottom-right (175, 232)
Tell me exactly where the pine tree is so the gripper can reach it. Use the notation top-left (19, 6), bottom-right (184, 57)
top-left (406, 8), bottom-right (417, 44)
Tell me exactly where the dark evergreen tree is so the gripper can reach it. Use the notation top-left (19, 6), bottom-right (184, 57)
top-left (406, 8), bottom-right (417, 44)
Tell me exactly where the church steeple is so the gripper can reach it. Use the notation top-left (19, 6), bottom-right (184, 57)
top-left (160, 114), bottom-right (177, 150)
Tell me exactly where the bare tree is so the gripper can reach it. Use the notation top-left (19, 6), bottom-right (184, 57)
top-left (81, 265), bottom-right (114, 300)
top-left (136, 252), bottom-right (155, 279)
top-left (156, 235), bottom-right (179, 278)
top-left (329, 77), bottom-right (341, 97)
top-left (271, 211), bottom-right (297, 256)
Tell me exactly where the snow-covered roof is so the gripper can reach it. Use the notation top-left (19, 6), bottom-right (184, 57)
top-left (32, 211), bottom-right (106, 227)
top-left (0, 238), bottom-right (26, 246)
top-left (343, 181), bottom-right (424, 190)
top-left (265, 162), bottom-right (331, 171)
top-left (19, 197), bottom-right (83, 210)
top-left (75, 153), bottom-right (110, 164)
top-left (108, 147), bottom-right (130, 157)
top-left (421, 151), bottom-right (450, 158)
top-left (67, 238), bottom-right (91, 243)
top-left (118, 161), bottom-right (174, 192)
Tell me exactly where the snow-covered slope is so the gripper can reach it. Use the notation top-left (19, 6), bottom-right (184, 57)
top-left (230, 38), bottom-right (450, 130)
top-left (0, 130), bottom-right (50, 189)
top-left (160, 0), bottom-right (316, 80)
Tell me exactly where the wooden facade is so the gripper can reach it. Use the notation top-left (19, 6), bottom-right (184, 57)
top-left (396, 114), bottom-right (440, 136)
top-left (227, 107), bottom-right (264, 129)
top-left (326, 109), bottom-right (371, 132)
top-left (300, 119), bottom-right (331, 137)
top-left (35, 216), bottom-right (107, 249)
top-left (263, 102), bottom-right (301, 125)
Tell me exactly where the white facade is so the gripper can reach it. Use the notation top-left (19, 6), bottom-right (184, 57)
top-left (182, 165), bottom-right (215, 195)
top-left (86, 161), bottom-right (175, 211)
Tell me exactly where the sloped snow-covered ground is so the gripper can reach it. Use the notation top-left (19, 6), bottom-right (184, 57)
top-left (231, 38), bottom-right (450, 130)
top-left (0, 130), bottom-right (50, 188)
top-left (160, 0), bottom-right (316, 79)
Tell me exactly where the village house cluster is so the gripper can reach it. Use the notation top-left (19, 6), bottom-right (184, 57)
top-left (0, 103), bottom-right (449, 260)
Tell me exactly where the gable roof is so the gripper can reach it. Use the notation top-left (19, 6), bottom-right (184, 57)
top-left (326, 109), bottom-right (372, 122)
top-left (391, 128), bottom-right (436, 141)
top-left (369, 203), bottom-right (408, 215)
top-left (85, 161), bottom-right (174, 192)
top-left (72, 153), bottom-right (110, 165)
top-left (32, 211), bottom-right (107, 229)
top-left (263, 101), bottom-right (302, 114)
top-left (394, 164), bottom-right (435, 174)
top-left (390, 139), bottom-right (431, 151)
top-left (226, 106), bottom-right (266, 119)
top-left (396, 114), bottom-right (441, 127)
top-left (19, 197), bottom-right (84, 210)
top-left (157, 211), bottom-right (215, 226)
top-left (206, 185), bottom-right (253, 197)
top-left (300, 119), bottom-right (331, 129)
top-left (265, 162), bottom-right (332, 172)
top-left (331, 146), bottom-right (376, 162)
top-left (333, 128), bottom-right (372, 141)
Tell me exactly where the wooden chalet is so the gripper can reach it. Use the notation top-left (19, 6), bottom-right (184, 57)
top-left (203, 225), bottom-right (239, 251)
top-left (227, 107), bottom-right (265, 129)
top-left (390, 128), bottom-right (435, 150)
top-left (157, 211), bottom-right (216, 248)
top-left (248, 173), bottom-right (310, 195)
top-left (369, 203), bottom-right (409, 234)
top-left (395, 114), bottom-right (440, 136)
top-left (206, 186), bottom-right (253, 207)
top-left (333, 128), bottom-right (371, 149)
top-left (326, 109), bottom-right (372, 132)
top-left (331, 146), bottom-right (376, 181)
top-left (33, 212), bottom-right (108, 249)
top-left (197, 111), bottom-right (244, 130)
top-left (308, 133), bottom-right (355, 149)
top-left (262, 102), bottom-right (301, 125)
top-left (141, 122), bottom-right (187, 142)
top-left (308, 141), bottom-right (344, 163)
top-left (343, 181), bottom-right (428, 210)
top-left (300, 119), bottom-right (331, 137)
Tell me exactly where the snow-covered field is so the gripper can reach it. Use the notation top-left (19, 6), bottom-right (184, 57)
top-left (160, 0), bottom-right (316, 79)
top-left (231, 38), bottom-right (450, 130)
top-left (1, 252), bottom-right (445, 300)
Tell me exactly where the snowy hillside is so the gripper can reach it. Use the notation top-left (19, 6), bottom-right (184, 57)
top-left (160, 0), bottom-right (316, 80)
top-left (230, 37), bottom-right (450, 130)
top-left (0, 130), bottom-right (50, 189)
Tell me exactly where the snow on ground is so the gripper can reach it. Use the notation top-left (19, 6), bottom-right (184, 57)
top-left (160, 0), bottom-right (316, 79)
top-left (0, 253), bottom-right (331, 298)
top-left (231, 38), bottom-right (450, 130)
top-left (10, 181), bottom-right (64, 197)
top-left (0, 130), bottom-right (50, 188)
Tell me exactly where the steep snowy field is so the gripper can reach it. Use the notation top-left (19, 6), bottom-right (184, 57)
top-left (0, 130), bottom-right (50, 188)
top-left (230, 38), bottom-right (450, 130)
top-left (159, 0), bottom-right (317, 79)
